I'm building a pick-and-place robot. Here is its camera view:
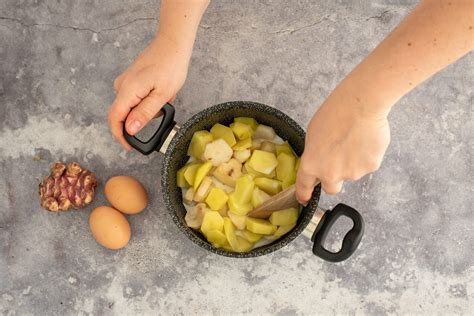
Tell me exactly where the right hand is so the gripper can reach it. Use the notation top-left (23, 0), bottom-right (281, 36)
top-left (296, 92), bottom-right (391, 203)
top-left (108, 35), bottom-right (191, 150)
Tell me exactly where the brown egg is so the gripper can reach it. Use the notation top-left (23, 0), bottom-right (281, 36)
top-left (89, 206), bottom-right (131, 250)
top-left (105, 176), bottom-right (148, 214)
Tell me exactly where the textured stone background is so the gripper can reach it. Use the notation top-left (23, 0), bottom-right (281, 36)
top-left (1, 0), bottom-right (472, 315)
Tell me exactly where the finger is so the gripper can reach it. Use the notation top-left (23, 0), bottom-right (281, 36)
top-left (108, 78), bottom-right (153, 150)
top-left (113, 73), bottom-right (126, 91)
top-left (321, 179), bottom-right (343, 195)
top-left (125, 89), bottom-right (170, 135)
top-left (169, 95), bottom-right (177, 103)
top-left (295, 168), bottom-right (320, 205)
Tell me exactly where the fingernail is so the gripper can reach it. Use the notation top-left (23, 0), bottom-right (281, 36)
top-left (128, 120), bottom-right (141, 134)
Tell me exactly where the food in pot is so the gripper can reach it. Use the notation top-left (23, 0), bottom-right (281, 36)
top-left (39, 161), bottom-right (98, 212)
top-left (178, 117), bottom-right (300, 252)
top-left (89, 206), bottom-right (131, 249)
top-left (105, 176), bottom-right (148, 214)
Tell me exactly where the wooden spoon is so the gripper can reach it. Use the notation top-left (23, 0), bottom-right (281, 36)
top-left (248, 180), bottom-right (320, 219)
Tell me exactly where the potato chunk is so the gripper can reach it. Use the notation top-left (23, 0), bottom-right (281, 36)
top-left (246, 218), bottom-right (277, 235)
top-left (269, 208), bottom-right (299, 226)
top-left (234, 117), bottom-right (258, 130)
top-left (248, 150), bottom-right (278, 175)
top-left (230, 122), bottom-right (254, 140)
top-left (253, 125), bottom-right (276, 140)
top-left (203, 139), bottom-right (233, 166)
top-left (205, 187), bottom-right (228, 211)
top-left (254, 178), bottom-right (282, 195)
top-left (201, 211), bottom-right (224, 235)
top-left (187, 130), bottom-right (213, 159)
top-left (234, 174), bottom-right (255, 204)
top-left (210, 123), bottom-right (236, 147)
top-left (276, 152), bottom-right (296, 182)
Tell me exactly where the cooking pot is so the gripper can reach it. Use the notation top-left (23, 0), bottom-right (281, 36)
top-left (124, 101), bottom-right (364, 262)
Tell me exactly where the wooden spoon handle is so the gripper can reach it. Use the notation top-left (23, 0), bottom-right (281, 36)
top-left (247, 185), bottom-right (298, 219)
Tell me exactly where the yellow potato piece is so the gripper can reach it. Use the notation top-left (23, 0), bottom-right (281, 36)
top-left (274, 223), bottom-right (296, 237)
top-left (253, 125), bottom-right (276, 140)
top-left (254, 178), bottom-right (282, 195)
top-left (210, 123), bottom-right (236, 147)
top-left (230, 122), bottom-right (254, 140)
top-left (227, 211), bottom-right (247, 230)
top-left (183, 163), bottom-right (201, 186)
top-left (234, 117), bottom-right (258, 130)
top-left (244, 161), bottom-right (275, 179)
top-left (276, 152), bottom-right (296, 181)
top-left (242, 230), bottom-right (263, 243)
top-left (177, 165), bottom-right (190, 188)
top-left (275, 141), bottom-right (295, 157)
top-left (251, 187), bottom-right (271, 208)
top-left (269, 208), bottom-right (299, 226)
top-left (248, 150), bottom-right (278, 175)
top-left (246, 218), bottom-right (277, 235)
top-left (234, 174), bottom-right (255, 204)
top-left (235, 236), bottom-right (254, 252)
top-left (205, 187), bottom-right (228, 211)
top-left (205, 229), bottom-right (227, 247)
top-left (187, 130), bottom-right (213, 159)
top-left (194, 161), bottom-right (213, 189)
top-left (201, 211), bottom-right (224, 235)
top-left (227, 193), bottom-right (253, 216)
top-left (295, 157), bottom-right (301, 171)
top-left (260, 141), bottom-right (276, 154)
top-left (232, 137), bottom-right (252, 151)
top-left (223, 218), bottom-right (239, 250)
top-left (282, 169), bottom-right (297, 189)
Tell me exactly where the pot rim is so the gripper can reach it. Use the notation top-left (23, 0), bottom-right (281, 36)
top-left (161, 101), bottom-right (321, 258)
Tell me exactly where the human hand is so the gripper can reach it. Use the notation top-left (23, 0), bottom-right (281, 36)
top-left (296, 94), bottom-right (390, 203)
top-left (108, 35), bottom-right (191, 150)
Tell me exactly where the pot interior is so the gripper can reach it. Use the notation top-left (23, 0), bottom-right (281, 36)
top-left (162, 101), bottom-right (321, 258)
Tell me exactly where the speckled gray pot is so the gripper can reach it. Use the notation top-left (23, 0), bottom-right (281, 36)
top-left (161, 101), bottom-right (321, 258)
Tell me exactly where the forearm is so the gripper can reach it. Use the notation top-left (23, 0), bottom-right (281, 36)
top-left (157, 0), bottom-right (210, 54)
top-left (334, 0), bottom-right (474, 118)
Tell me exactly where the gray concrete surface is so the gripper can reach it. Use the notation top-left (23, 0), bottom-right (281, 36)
top-left (1, 0), bottom-right (473, 315)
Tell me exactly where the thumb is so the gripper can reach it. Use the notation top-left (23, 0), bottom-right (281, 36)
top-left (125, 89), bottom-right (170, 135)
top-left (295, 167), bottom-right (320, 205)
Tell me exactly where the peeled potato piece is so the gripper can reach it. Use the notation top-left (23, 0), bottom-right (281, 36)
top-left (205, 187), bottom-right (228, 211)
top-left (234, 174), bottom-right (255, 204)
top-left (234, 117), bottom-right (258, 130)
top-left (276, 152), bottom-right (296, 182)
top-left (223, 218), bottom-right (239, 250)
top-left (227, 211), bottom-right (247, 230)
top-left (253, 125), bottom-right (276, 140)
top-left (188, 130), bottom-right (213, 159)
top-left (241, 230), bottom-right (263, 243)
top-left (246, 218), bottom-right (277, 235)
top-left (269, 208), bottom-right (299, 226)
top-left (201, 211), bottom-right (224, 235)
top-left (230, 122), bottom-right (254, 140)
top-left (193, 176), bottom-right (213, 202)
top-left (248, 150), bottom-right (278, 175)
top-left (254, 178), bottom-right (282, 195)
top-left (203, 139), bottom-right (233, 166)
top-left (210, 123), bottom-right (236, 147)
top-left (185, 203), bottom-right (209, 229)
top-left (206, 229), bottom-right (227, 247)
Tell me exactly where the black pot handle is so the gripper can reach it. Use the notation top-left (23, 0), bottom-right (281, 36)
top-left (123, 103), bottom-right (176, 155)
top-left (312, 203), bottom-right (364, 262)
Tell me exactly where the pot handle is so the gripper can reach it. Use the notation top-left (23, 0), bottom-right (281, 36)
top-left (123, 103), bottom-right (176, 155)
top-left (312, 203), bottom-right (364, 262)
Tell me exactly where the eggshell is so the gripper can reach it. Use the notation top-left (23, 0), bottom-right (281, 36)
top-left (89, 206), bottom-right (131, 250)
top-left (105, 176), bottom-right (148, 214)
